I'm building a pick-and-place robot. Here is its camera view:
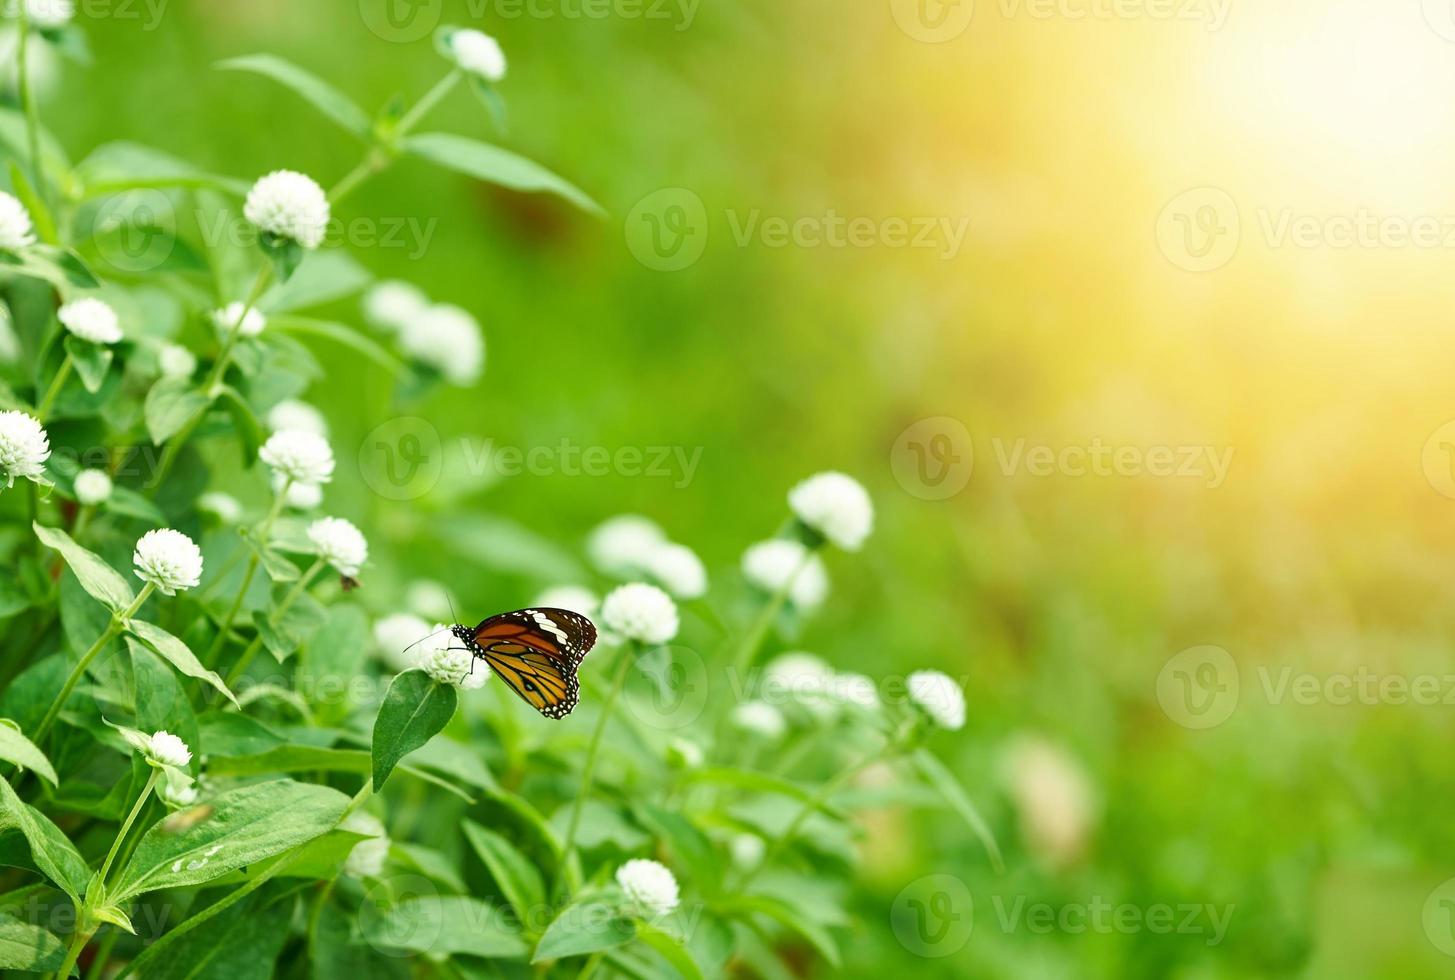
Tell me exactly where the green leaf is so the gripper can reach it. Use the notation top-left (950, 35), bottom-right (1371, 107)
top-left (722, 894), bottom-right (840, 968)
top-left (0, 777), bottom-right (90, 903)
top-left (463, 821), bottom-right (545, 927)
top-left (246, 539), bottom-right (300, 583)
top-left (313, 902), bottom-right (410, 980)
top-left (0, 722), bottom-right (57, 787)
top-left (0, 912), bottom-right (65, 972)
top-left (74, 141), bottom-right (248, 198)
top-left (635, 806), bottom-right (720, 897)
top-left (258, 251), bottom-right (370, 313)
top-left (532, 902), bottom-right (634, 962)
top-left (131, 885), bottom-right (293, 980)
top-left (128, 619), bottom-right (239, 708)
top-left (144, 376), bottom-right (209, 445)
top-left (633, 920), bottom-right (706, 980)
top-left (403, 132), bottom-right (605, 217)
top-left (269, 316), bottom-right (403, 376)
top-left (7, 162), bottom-right (56, 246)
top-left (391, 841), bottom-right (466, 893)
top-left (104, 486), bottom-right (167, 524)
top-left (259, 233), bottom-right (303, 282)
top-left (203, 745), bottom-right (473, 803)
top-left (681, 768), bottom-right (844, 817)
top-left (361, 895), bottom-right (529, 959)
top-left (109, 779), bottom-right (350, 901)
top-left (213, 386), bottom-right (263, 466)
top-left (216, 55), bottom-right (370, 138)
top-left (63, 335), bottom-right (113, 393)
top-left (129, 640), bottom-right (199, 770)
top-left (911, 748), bottom-right (1004, 873)
top-left (371, 670), bottom-right (457, 791)
top-left (32, 522), bottom-right (133, 612)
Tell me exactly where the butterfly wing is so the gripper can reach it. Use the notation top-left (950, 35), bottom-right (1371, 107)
top-left (472, 608), bottom-right (597, 719)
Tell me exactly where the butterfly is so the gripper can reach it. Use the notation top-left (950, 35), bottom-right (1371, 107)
top-left (450, 608), bottom-right (597, 719)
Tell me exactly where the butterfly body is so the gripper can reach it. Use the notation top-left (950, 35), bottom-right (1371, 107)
top-left (451, 608), bottom-right (597, 719)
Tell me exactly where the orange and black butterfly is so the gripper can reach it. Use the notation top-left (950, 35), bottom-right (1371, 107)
top-left (451, 608), bottom-right (597, 719)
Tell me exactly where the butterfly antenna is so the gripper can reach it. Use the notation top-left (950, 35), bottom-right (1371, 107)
top-left (446, 590), bottom-right (460, 627)
top-left (401, 624), bottom-right (452, 657)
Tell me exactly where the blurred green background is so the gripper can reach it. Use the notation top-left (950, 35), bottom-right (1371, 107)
top-left (17, 0), bottom-right (1455, 975)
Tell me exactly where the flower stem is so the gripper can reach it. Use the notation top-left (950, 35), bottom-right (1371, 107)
top-left (394, 70), bottom-right (462, 138)
top-left (731, 545), bottom-right (815, 677)
top-left (34, 353), bottom-right (73, 423)
top-left (53, 924), bottom-right (95, 980)
top-left (224, 557), bottom-right (323, 685)
top-left (33, 583), bottom-right (155, 743)
top-left (327, 150), bottom-right (387, 206)
top-left (203, 481), bottom-right (291, 666)
top-left (558, 644), bottom-right (635, 894)
top-left (98, 768), bottom-right (159, 885)
top-left (81, 928), bottom-right (119, 980)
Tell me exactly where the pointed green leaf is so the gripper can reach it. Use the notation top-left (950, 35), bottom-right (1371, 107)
top-left (633, 920), bottom-right (706, 980)
top-left (402, 132), bottom-right (604, 217)
top-left (64, 335), bottom-right (114, 393)
top-left (32, 522), bottom-right (133, 612)
top-left (143, 376), bottom-right (209, 445)
top-left (370, 670), bottom-right (457, 791)
top-left (0, 912), bottom-right (65, 972)
top-left (0, 777), bottom-right (90, 903)
top-left (462, 821), bottom-right (544, 926)
top-left (128, 619), bottom-right (239, 708)
top-left (0, 722), bottom-right (57, 787)
top-left (532, 902), bottom-right (634, 963)
top-left (911, 748), bottom-right (1004, 873)
top-left (217, 55), bottom-right (371, 138)
top-left (360, 895), bottom-right (528, 959)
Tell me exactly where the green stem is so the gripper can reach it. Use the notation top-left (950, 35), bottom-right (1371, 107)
top-left (33, 583), bottom-right (155, 743)
top-left (53, 924), bottom-right (96, 980)
top-left (81, 927), bottom-right (119, 980)
top-left (34, 353), bottom-right (73, 423)
top-left (98, 769), bottom-right (159, 885)
top-left (203, 482), bottom-right (291, 666)
top-left (224, 557), bottom-right (323, 685)
top-left (559, 644), bottom-right (635, 892)
top-left (71, 503), bottom-right (94, 541)
top-left (731, 545), bottom-right (815, 677)
top-left (327, 150), bottom-right (388, 206)
top-left (394, 69), bottom-right (462, 138)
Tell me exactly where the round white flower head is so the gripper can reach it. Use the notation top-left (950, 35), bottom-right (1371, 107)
top-left (616, 859), bottom-right (679, 917)
top-left (133, 528), bottom-right (203, 595)
top-left (259, 430), bottom-right (335, 486)
top-left (788, 471), bottom-right (873, 552)
top-left (0, 190), bottom-right (36, 250)
top-left (158, 343), bottom-right (197, 378)
top-left (73, 468), bottom-right (112, 506)
top-left (145, 730), bottom-right (192, 768)
top-left (374, 612), bottom-right (431, 672)
top-left (731, 700), bottom-right (786, 741)
top-left (212, 301), bottom-right (266, 339)
top-left (741, 539), bottom-right (829, 610)
top-left (587, 515), bottom-right (666, 576)
top-left (340, 811), bottom-right (390, 879)
top-left (266, 399), bottom-right (326, 436)
top-left (415, 623), bottom-right (487, 690)
top-left (666, 737), bottom-right (704, 770)
top-left (399, 304), bottom-right (484, 386)
top-left (198, 491), bottom-right (242, 524)
top-left (907, 670), bottom-right (966, 731)
top-left (0, 411), bottom-right (49, 488)
top-left (58, 297), bottom-right (122, 345)
top-left (406, 579), bottom-right (453, 621)
top-left (307, 516), bottom-right (368, 577)
top-left (159, 767), bottom-right (199, 808)
top-left (449, 28), bottom-right (507, 82)
top-left (830, 671), bottom-right (880, 711)
top-left (601, 583), bottom-right (678, 646)
top-left (23, 0), bottom-right (73, 29)
top-left (244, 170), bottom-right (330, 249)
top-left (364, 279), bottom-right (430, 334)
top-left (533, 585), bottom-right (600, 619)
top-left (764, 652), bottom-right (835, 715)
top-left (644, 542), bottom-right (708, 600)
top-left (729, 833), bottom-right (765, 870)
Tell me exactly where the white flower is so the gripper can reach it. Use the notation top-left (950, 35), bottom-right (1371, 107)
top-left (158, 767), bottom-right (199, 807)
top-left (22, 0), bottom-right (73, 30)
top-left (212, 301), bottom-right (266, 339)
top-left (374, 612), bottom-right (431, 672)
top-left (600, 583), bottom-right (678, 645)
top-left (398, 304), bottom-right (484, 386)
top-left (741, 539), bottom-right (829, 610)
top-left (0, 411), bottom-right (49, 488)
top-left (587, 515), bottom-right (666, 576)
top-left (416, 624), bottom-right (487, 690)
top-left (0, 190), bottom-right (35, 250)
top-left (615, 859), bottom-right (679, 917)
top-left (158, 343), bottom-right (197, 378)
top-left (259, 430), bottom-right (335, 486)
top-left (145, 730), bottom-right (192, 768)
top-left (764, 652), bottom-right (835, 715)
top-left (533, 585), bottom-right (599, 619)
top-left (731, 700), bottom-right (786, 740)
top-left (788, 471), bottom-right (873, 552)
top-left (341, 811), bottom-right (390, 879)
top-left (279, 477), bottom-right (322, 510)
top-left (829, 672), bottom-right (880, 711)
top-left (198, 492), bottom-right (242, 524)
top-left (449, 28), bottom-right (507, 82)
top-left (58, 298), bottom-right (122, 345)
top-left (729, 833), bottom-right (765, 870)
top-left (1002, 735), bottom-right (1096, 870)
top-left (307, 516), bottom-right (368, 577)
top-left (244, 170), bottom-right (330, 250)
top-left (643, 542), bottom-right (707, 600)
top-left (133, 529), bottom-right (203, 595)
top-left (666, 737), bottom-right (703, 769)
top-left (406, 579), bottom-right (453, 621)
top-left (266, 399), bottom-right (326, 435)
top-left (363, 280), bottom-right (429, 334)
top-left (73, 468), bottom-right (112, 506)
top-left (907, 670), bottom-right (966, 731)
